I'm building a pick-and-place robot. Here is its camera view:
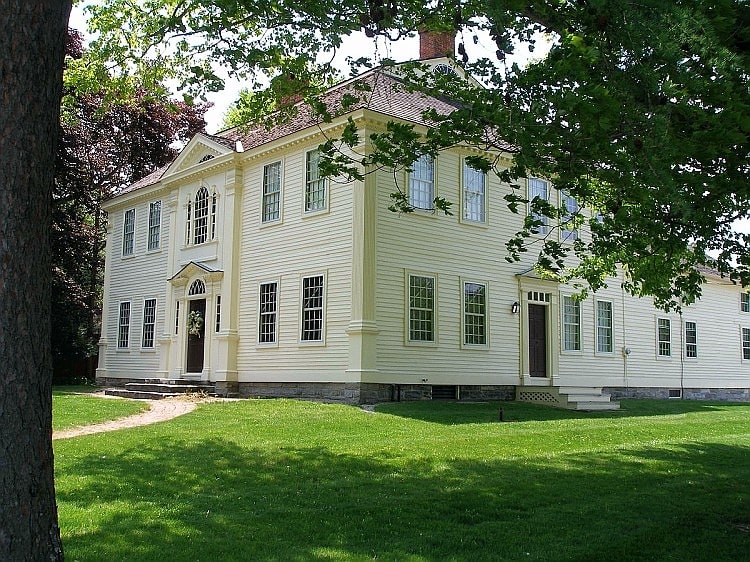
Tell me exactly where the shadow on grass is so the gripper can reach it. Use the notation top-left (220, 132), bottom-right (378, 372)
top-left (374, 399), bottom-right (750, 425)
top-left (57, 436), bottom-right (750, 562)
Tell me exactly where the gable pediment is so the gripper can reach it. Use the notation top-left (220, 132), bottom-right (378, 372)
top-left (162, 134), bottom-right (233, 179)
top-left (169, 261), bottom-right (224, 285)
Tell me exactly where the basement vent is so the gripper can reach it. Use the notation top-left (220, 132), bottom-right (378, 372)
top-left (432, 385), bottom-right (458, 400)
top-left (518, 390), bottom-right (559, 404)
top-left (668, 389), bottom-right (682, 399)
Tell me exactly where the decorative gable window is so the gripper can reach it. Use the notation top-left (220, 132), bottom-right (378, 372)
top-left (657, 318), bottom-right (671, 357)
top-left (142, 299), bottom-right (157, 348)
top-left (462, 162), bottom-right (486, 223)
top-left (562, 295), bottom-right (581, 351)
top-left (122, 208), bottom-right (135, 256)
top-left (198, 154), bottom-right (215, 163)
top-left (561, 191), bottom-right (578, 242)
top-left (189, 279), bottom-right (206, 295)
top-left (305, 149), bottom-right (327, 212)
top-left (193, 186), bottom-right (210, 244)
top-left (262, 161), bottom-right (282, 223)
top-left (409, 154), bottom-right (434, 210)
top-left (528, 178), bottom-right (549, 235)
top-left (148, 201), bottom-right (161, 251)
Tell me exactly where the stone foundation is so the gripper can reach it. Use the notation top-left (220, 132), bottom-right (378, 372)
top-left (237, 382), bottom-right (362, 404)
top-left (360, 383), bottom-right (516, 403)
top-left (96, 376), bottom-right (149, 388)
top-left (605, 386), bottom-right (750, 402)
top-left (214, 381), bottom-right (239, 398)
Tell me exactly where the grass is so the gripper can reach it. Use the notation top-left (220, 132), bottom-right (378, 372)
top-left (54, 399), bottom-right (750, 561)
top-left (52, 387), bottom-right (148, 431)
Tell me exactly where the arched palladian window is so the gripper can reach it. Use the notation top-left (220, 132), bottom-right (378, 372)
top-left (194, 187), bottom-right (210, 244)
top-left (189, 279), bottom-right (206, 296)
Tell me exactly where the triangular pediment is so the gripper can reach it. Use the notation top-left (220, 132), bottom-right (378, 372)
top-left (169, 261), bottom-right (224, 285)
top-left (162, 134), bottom-right (233, 178)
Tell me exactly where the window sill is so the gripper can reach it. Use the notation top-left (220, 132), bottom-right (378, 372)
top-left (260, 219), bottom-right (283, 229)
top-left (298, 340), bottom-right (326, 348)
top-left (303, 207), bottom-right (330, 218)
top-left (140, 348), bottom-right (157, 353)
top-left (459, 218), bottom-right (488, 228)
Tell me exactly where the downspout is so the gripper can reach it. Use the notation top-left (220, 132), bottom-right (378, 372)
top-left (621, 272), bottom-right (628, 389)
top-left (679, 310), bottom-right (685, 398)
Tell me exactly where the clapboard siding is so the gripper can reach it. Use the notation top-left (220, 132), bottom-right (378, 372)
top-left (236, 140), bottom-right (354, 380)
top-left (102, 194), bottom-right (169, 376)
top-left (374, 150), bottom-right (524, 384)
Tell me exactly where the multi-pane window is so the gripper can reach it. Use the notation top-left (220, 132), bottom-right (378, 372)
top-left (301, 275), bottom-right (324, 342)
top-left (259, 282), bottom-right (278, 343)
top-left (147, 201), bottom-right (161, 250)
top-left (174, 301), bottom-right (180, 335)
top-left (262, 161), bottom-right (282, 222)
top-left (117, 302), bottom-right (131, 348)
top-left (305, 149), bottom-right (327, 212)
top-left (409, 155), bottom-right (434, 210)
top-left (562, 295), bottom-right (581, 351)
top-left (463, 162), bottom-right (486, 223)
top-left (596, 301), bottom-right (613, 353)
top-left (215, 295), bottom-right (221, 333)
top-left (211, 191), bottom-right (218, 240)
top-left (463, 282), bottom-right (487, 345)
top-left (657, 318), bottom-right (671, 357)
top-left (142, 299), bottom-right (157, 348)
top-left (193, 187), bottom-right (209, 244)
top-left (743, 328), bottom-right (750, 360)
top-left (528, 178), bottom-right (549, 234)
top-left (408, 274), bottom-right (435, 342)
top-left (185, 200), bottom-right (192, 244)
top-left (742, 293), bottom-right (750, 312)
top-left (561, 191), bottom-right (578, 242)
top-left (122, 209), bottom-right (135, 256)
top-left (685, 321), bottom-right (697, 358)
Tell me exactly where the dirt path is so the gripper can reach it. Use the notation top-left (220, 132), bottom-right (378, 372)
top-left (53, 398), bottom-right (197, 440)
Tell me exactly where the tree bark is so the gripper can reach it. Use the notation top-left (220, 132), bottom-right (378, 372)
top-left (0, 1), bottom-right (71, 559)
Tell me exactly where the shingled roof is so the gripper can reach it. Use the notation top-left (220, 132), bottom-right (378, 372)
top-left (116, 66), bottom-right (508, 197)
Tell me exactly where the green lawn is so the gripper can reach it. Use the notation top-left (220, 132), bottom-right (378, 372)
top-left (53, 387), bottom-right (148, 431)
top-left (54, 399), bottom-right (750, 561)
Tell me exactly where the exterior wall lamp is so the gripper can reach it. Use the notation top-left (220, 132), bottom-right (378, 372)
top-left (511, 301), bottom-right (520, 314)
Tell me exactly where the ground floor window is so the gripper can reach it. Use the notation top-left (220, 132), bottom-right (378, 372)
top-left (118, 302), bottom-right (131, 348)
top-left (562, 295), bottom-right (581, 351)
top-left (685, 321), bottom-right (697, 358)
top-left (408, 274), bottom-right (435, 342)
top-left (141, 299), bottom-right (157, 348)
top-left (743, 328), bottom-right (750, 360)
top-left (596, 301), bottom-right (613, 353)
top-left (657, 318), bottom-right (671, 357)
top-left (301, 275), bottom-right (324, 342)
top-left (463, 281), bottom-right (487, 346)
top-left (259, 282), bottom-right (278, 343)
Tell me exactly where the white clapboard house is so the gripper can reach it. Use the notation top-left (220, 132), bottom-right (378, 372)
top-left (96, 32), bottom-right (750, 408)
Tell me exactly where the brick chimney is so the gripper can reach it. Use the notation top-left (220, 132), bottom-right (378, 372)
top-left (418, 29), bottom-right (456, 60)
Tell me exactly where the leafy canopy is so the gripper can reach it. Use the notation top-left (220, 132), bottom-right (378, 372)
top-left (79, 0), bottom-right (750, 309)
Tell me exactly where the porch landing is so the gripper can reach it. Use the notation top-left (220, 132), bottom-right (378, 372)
top-left (105, 378), bottom-right (217, 400)
top-left (517, 386), bottom-right (620, 411)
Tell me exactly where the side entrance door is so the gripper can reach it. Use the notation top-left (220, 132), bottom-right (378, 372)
top-left (186, 299), bottom-right (206, 373)
top-left (528, 303), bottom-right (547, 377)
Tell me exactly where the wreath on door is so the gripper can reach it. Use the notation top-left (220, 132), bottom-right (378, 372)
top-left (187, 310), bottom-right (204, 337)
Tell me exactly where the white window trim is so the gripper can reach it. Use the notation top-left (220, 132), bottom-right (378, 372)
top-left (741, 326), bottom-right (750, 362)
top-left (528, 177), bottom-right (550, 236)
top-left (684, 319), bottom-right (698, 360)
top-left (121, 208), bottom-right (136, 257)
top-left (460, 159), bottom-right (487, 226)
top-left (404, 270), bottom-right (438, 347)
top-left (407, 154), bottom-right (437, 213)
top-left (594, 299), bottom-right (615, 355)
top-left (193, 185), bottom-right (210, 245)
top-left (257, 279), bottom-right (280, 347)
top-left (141, 298), bottom-right (157, 351)
top-left (656, 317), bottom-right (672, 359)
top-left (117, 300), bottom-right (131, 350)
top-left (299, 272), bottom-right (327, 345)
top-left (261, 160), bottom-right (284, 225)
top-left (560, 294), bottom-right (582, 353)
top-left (147, 201), bottom-right (162, 252)
top-left (741, 292), bottom-right (750, 313)
top-left (303, 148), bottom-right (329, 216)
top-left (461, 278), bottom-right (489, 349)
top-left (560, 191), bottom-right (579, 243)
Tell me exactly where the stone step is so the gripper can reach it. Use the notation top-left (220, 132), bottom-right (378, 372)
top-left (125, 382), bottom-right (214, 394)
top-left (105, 388), bottom-right (183, 400)
top-left (570, 400), bottom-right (621, 411)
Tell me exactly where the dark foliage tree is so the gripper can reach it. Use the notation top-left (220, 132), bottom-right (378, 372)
top-left (0, 1), bottom-right (71, 559)
top-left (52, 30), bottom-right (208, 380)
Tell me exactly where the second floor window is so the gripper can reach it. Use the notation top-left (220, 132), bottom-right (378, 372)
top-left (528, 178), bottom-right (549, 235)
top-left (263, 161), bottom-right (282, 223)
top-left (305, 149), bottom-right (327, 212)
top-left (742, 292), bottom-right (750, 312)
top-left (561, 191), bottom-right (578, 242)
top-left (463, 162), bottom-right (486, 223)
top-left (409, 155), bottom-right (434, 210)
top-left (194, 187), bottom-right (209, 244)
top-left (148, 201), bottom-right (161, 250)
top-left (122, 209), bottom-right (135, 256)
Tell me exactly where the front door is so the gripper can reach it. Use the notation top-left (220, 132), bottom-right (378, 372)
top-left (186, 299), bottom-right (206, 373)
top-left (528, 303), bottom-right (547, 377)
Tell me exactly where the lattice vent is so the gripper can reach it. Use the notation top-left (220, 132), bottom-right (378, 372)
top-left (518, 390), bottom-right (559, 404)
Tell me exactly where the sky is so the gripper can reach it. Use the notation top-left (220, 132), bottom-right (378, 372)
top-left (67, 5), bottom-right (542, 134)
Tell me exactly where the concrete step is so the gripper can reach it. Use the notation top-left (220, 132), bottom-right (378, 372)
top-left (570, 400), bottom-right (621, 411)
top-left (105, 389), bottom-right (183, 400)
top-left (124, 382), bottom-right (214, 394)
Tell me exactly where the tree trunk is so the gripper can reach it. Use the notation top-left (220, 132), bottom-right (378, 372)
top-left (0, 1), bottom-right (71, 560)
